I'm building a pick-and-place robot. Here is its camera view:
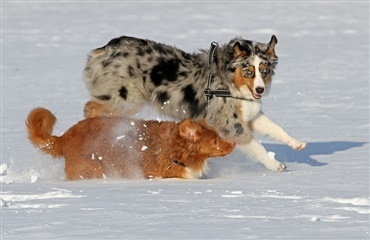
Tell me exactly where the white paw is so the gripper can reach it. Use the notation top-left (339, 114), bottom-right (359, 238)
top-left (276, 163), bottom-right (287, 172)
top-left (288, 139), bottom-right (306, 150)
top-left (264, 158), bottom-right (286, 172)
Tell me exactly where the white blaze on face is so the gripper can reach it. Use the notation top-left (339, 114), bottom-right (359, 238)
top-left (253, 56), bottom-right (265, 94)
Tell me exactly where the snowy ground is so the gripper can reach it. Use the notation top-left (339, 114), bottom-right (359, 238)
top-left (1, 1), bottom-right (369, 239)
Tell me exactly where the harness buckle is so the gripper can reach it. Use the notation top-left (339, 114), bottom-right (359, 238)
top-left (204, 41), bottom-right (236, 104)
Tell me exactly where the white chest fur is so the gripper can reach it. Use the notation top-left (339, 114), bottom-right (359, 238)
top-left (184, 163), bottom-right (210, 179)
top-left (240, 100), bottom-right (262, 122)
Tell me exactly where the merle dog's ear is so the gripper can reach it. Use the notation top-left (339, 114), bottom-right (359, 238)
top-left (266, 35), bottom-right (278, 60)
top-left (233, 42), bottom-right (248, 59)
top-left (179, 119), bottom-right (201, 142)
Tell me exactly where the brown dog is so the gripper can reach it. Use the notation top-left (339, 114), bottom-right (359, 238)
top-left (26, 108), bottom-right (235, 180)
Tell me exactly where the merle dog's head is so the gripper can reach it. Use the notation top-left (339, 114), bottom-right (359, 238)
top-left (223, 35), bottom-right (278, 100)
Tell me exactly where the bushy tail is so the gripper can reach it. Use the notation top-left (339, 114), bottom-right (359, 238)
top-left (26, 107), bottom-right (63, 158)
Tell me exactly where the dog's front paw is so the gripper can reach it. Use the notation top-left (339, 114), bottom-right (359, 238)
top-left (265, 157), bottom-right (287, 172)
top-left (267, 162), bottom-right (286, 172)
top-left (288, 139), bottom-right (306, 150)
top-left (277, 163), bottom-right (287, 172)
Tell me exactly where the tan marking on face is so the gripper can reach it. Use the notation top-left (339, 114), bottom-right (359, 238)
top-left (258, 63), bottom-right (272, 87)
top-left (233, 67), bottom-right (255, 92)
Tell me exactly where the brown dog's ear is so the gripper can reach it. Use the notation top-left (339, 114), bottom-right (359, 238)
top-left (179, 119), bottom-right (201, 142)
top-left (233, 42), bottom-right (248, 59)
top-left (266, 35), bottom-right (278, 60)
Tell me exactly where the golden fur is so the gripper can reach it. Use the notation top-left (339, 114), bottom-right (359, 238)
top-left (26, 108), bottom-right (235, 180)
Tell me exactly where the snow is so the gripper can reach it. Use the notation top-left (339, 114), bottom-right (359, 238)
top-left (0, 163), bottom-right (8, 175)
top-left (1, 1), bottom-right (369, 239)
top-left (116, 135), bottom-right (125, 140)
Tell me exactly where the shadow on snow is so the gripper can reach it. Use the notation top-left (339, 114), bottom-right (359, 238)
top-left (262, 141), bottom-right (368, 167)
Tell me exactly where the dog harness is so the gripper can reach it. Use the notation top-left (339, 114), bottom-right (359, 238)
top-left (204, 42), bottom-right (253, 105)
top-left (204, 42), bottom-right (231, 105)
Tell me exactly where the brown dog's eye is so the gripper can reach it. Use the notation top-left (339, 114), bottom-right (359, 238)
top-left (213, 139), bottom-right (218, 145)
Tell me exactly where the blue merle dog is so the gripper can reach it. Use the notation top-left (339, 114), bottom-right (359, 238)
top-left (83, 35), bottom-right (306, 172)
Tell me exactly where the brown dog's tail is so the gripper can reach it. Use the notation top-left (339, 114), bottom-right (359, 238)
top-left (26, 107), bottom-right (63, 158)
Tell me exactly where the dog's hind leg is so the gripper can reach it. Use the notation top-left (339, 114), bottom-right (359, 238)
top-left (83, 98), bottom-right (145, 118)
top-left (251, 112), bottom-right (306, 150)
top-left (83, 101), bottom-right (119, 118)
top-left (237, 138), bottom-right (286, 172)
top-left (65, 159), bottom-right (104, 180)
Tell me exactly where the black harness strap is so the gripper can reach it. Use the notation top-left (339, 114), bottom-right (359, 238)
top-left (204, 42), bottom-right (254, 104)
top-left (205, 42), bottom-right (220, 105)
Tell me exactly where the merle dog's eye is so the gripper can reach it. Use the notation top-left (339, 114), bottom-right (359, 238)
top-left (245, 69), bottom-right (253, 76)
top-left (261, 69), bottom-right (270, 75)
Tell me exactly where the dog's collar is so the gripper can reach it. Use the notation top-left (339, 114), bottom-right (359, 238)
top-left (173, 159), bottom-right (186, 168)
top-left (204, 42), bottom-right (254, 104)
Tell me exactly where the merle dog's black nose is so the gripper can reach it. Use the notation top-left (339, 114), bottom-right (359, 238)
top-left (256, 87), bottom-right (265, 94)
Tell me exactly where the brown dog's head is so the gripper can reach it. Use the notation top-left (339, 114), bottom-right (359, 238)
top-left (179, 119), bottom-right (235, 157)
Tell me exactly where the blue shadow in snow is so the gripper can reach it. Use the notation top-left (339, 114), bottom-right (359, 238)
top-left (262, 141), bottom-right (368, 167)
